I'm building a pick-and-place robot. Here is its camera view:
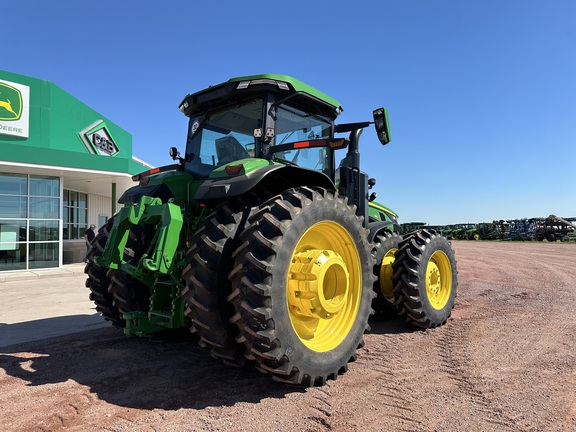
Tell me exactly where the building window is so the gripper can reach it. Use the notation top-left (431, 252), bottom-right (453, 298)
top-left (63, 190), bottom-right (88, 240)
top-left (0, 173), bottom-right (60, 270)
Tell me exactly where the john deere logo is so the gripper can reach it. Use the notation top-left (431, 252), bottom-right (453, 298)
top-left (80, 121), bottom-right (119, 156)
top-left (0, 82), bottom-right (22, 121)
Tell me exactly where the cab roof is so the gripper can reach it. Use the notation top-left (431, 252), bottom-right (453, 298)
top-left (179, 74), bottom-right (343, 119)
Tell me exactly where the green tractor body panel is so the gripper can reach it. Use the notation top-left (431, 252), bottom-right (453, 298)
top-left (208, 157), bottom-right (277, 179)
top-left (95, 196), bottom-right (184, 276)
top-left (369, 201), bottom-right (398, 225)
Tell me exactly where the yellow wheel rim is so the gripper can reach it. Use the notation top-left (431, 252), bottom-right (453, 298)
top-left (379, 248), bottom-right (397, 302)
top-left (287, 221), bottom-right (361, 352)
top-left (425, 250), bottom-right (453, 310)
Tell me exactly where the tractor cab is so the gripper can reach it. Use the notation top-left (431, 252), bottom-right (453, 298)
top-left (178, 75), bottom-right (340, 180)
top-left (176, 74), bottom-right (390, 184)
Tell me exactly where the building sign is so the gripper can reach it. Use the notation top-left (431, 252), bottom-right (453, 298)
top-left (0, 79), bottom-right (30, 138)
top-left (79, 120), bottom-right (120, 156)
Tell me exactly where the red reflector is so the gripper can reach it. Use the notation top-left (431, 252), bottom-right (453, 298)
top-left (294, 139), bottom-right (327, 148)
top-left (225, 164), bottom-right (244, 175)
top-left (149, 168), bottom-right (161, 175)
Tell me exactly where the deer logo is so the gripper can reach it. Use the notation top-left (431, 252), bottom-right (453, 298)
top-left (0, 84), bottom-right (23, 121)
top-left (0, 98), bottom-right (18, 118)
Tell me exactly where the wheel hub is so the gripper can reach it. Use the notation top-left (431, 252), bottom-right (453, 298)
top-left (288, 249), bottom-right (350, 320)
top-left (427, 261), bottom-right (442, 295)
top-left (425, 250), bottom-right (452, 310)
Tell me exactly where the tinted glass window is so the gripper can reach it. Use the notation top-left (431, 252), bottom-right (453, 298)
top-left (0, 173), bottom-right (27, 195)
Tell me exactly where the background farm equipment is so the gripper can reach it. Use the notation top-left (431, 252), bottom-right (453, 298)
top-left (400, 222), bottom-right (426, 234)
top-left (504, 219), bottom-right (538, 241)
top-left (536, 215), bottom-right (576, 242)
top-left (476, 222), bottom-right (505, 240)
top-left (399, 216), bottom-right (575, 242)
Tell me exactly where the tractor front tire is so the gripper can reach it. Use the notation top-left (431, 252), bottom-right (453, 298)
top-left (392, 229), bottom-right (457, 329)
top-left (229, 187), bottom-right (375, 386)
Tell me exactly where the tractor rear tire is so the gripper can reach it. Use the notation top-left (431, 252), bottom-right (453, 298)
top-left (182, 197), bottom-right (257, 365)
top-left (372, 230), bottom-right (402, 318)
top-left (392, 229), bottom-right (457, 329)
top-left (107, 223), bottom-right (153, 316)
top-left (229, 187), bottom-right (375, 386)
top-left (85, 218), bottom-right (124, 327)
top-left (108, 270), bottom-right (151, 315)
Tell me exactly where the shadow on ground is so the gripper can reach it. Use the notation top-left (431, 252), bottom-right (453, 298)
top-left (0, 322), bottom-right (295, 410)
top-left (0, 313), bottom-right (412, 411)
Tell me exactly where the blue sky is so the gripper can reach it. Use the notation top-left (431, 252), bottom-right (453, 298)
top-left (3, 1), bottom-right (575, 224)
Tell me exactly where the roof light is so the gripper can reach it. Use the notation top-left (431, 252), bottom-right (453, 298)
top-left (179, 101), bottom-right (189, 112)
top-left (236, 79), bottom-right (290, 91)
top-left (249, 78), bottom-right (278, 86)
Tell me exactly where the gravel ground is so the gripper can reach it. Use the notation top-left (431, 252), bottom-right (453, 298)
top-left (1, 240), bottom-right (575, 432)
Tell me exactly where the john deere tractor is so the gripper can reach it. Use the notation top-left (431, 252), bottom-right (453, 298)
top-left (86, 74), bottom-right (457, 386)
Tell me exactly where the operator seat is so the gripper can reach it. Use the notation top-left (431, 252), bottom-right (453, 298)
top-left (215, 136), bottom-right (250, 165)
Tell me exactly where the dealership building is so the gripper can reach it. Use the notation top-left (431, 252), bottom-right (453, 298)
top-left (0, 69), bottom-right (151, 272)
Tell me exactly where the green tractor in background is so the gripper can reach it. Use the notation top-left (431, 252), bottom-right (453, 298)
top-left (86, 74), bottom-right (457, 386)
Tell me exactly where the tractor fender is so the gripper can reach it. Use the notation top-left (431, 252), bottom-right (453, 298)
top-left (368, 221), bottom-right (402, 243)
top-left (194, 164), bottom-right (335, 201)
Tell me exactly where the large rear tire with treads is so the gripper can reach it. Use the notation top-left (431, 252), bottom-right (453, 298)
top-left (229, 187), bottom-right (375, 386)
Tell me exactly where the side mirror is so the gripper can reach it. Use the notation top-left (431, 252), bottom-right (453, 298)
top-left (373, 108), bottom-right (391, 145)
top-left (169, 147), bottom-right (179, 160)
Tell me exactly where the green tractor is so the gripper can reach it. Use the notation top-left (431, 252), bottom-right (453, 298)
top-left (86, 74), bottom-right (457, 386)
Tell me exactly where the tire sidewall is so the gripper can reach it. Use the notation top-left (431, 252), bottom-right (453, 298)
top-left (416, 234), bottom-right (457, 325)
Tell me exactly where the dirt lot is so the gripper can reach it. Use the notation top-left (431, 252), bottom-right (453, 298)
top-left (1, 241), bottom-right (575, 432)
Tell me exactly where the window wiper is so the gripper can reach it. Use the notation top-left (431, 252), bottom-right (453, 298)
top-left (279, 130), bottom-right (296, 145)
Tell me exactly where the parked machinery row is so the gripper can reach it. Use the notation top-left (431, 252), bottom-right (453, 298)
top-left (402, 215), bottom-right (576, 242)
